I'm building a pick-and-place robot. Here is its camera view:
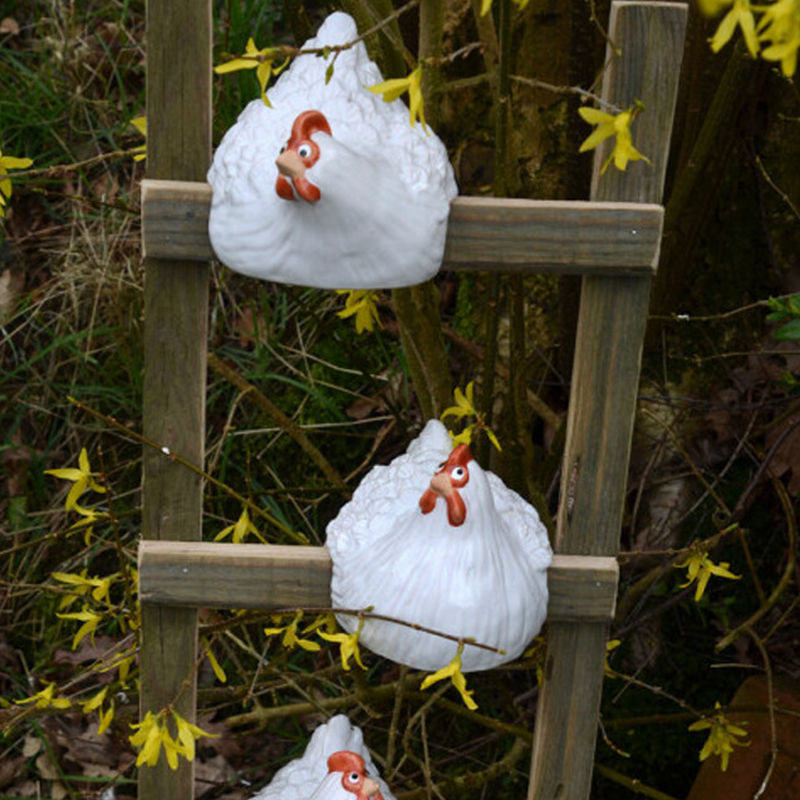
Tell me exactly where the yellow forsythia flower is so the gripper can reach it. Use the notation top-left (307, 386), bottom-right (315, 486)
top-left (130, 116), bottom-right (147, 161)
top-left (264, 610), bottom-right (321, 652)
top-left (0, 147), bottom-right (33, 218)
top-left (604, 639), bottom-right (622, 678)
top-left (481, 0), bottom-right (532, 16)
top-left (215, 39), bottom-right (289, 107)
top-left (173, 710), bottom-right (217, 762)
top-left (688, 702), bottom-right (749, 772)
top-left (674, 548), bottom-right (741, 602)
top-left (317, 617), bottom-right (366, 670)
top-left (368, 65), bottom-right (427, 130)
top-left (420, 642), bottom-right (478, 710)
top-left (204, 645), bottom-right (227, 683)
top-left (14, 681), bottom-right (71, 710)
top-left (52, 570), bottom-right (116, 609)
top-left (130, 709), bottom-right (217, 770)
top-left (578, 103), bottom-right (651, 174)
top-left (214, 507), bottom-right (265, 544)
top-left (440, 382), bottom-right (502, 451)
top-left (757, 0), bottom-right (800, 76)
top-left (336, 290), bottom-right (382, 334)
top-left (81, 687), bottom-right (116, 734)
top-left (709, 0), bottom-right (760, 57)
top-left (45, 448), bottom-right (106, 512)
top-left (80, 686), bottom-right (108, 714)
top-left (57, 605), bottom-right (104, 650)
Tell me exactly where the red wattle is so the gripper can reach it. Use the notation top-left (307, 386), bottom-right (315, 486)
top-left (444, 491), bottom-right (466, 527)
top-left (419, 488), bottom-right (437, 515)
top-left (294, 175), bottom-right (321, 203)
top-left (275, 175), bottom-right (296, 201)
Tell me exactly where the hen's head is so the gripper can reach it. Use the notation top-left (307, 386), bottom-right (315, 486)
top-left (326, 751), bottom-right (383, 800)
top-left (275, 110), bottom-right (332, 203)
top-left (418, 444), bottom-right (472, 527)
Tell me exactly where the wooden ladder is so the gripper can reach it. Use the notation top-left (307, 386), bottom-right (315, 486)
top-left (136, 2), bottom-right (687, 798)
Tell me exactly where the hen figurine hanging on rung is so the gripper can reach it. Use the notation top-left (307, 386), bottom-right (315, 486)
top-left (251, 715), bottom-right (395, 800)
top-left (326, 420), bottom-right (553, 672)
top-left (207, 12), bottom-right (458, 290)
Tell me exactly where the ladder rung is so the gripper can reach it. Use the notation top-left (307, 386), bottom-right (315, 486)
top-left (138, 540), bottom-right (618, 623)
top-left (141, 179), bottom-right (662, 277)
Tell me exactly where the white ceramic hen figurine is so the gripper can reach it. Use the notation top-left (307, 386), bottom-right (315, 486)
top-left (207, 12), bottom-right (458, 289)
top-left (326, 420), bottom-right (553, 672)
top-left (251, 715), bottom-right (395, 800)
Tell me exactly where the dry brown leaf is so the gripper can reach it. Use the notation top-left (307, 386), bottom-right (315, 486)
top-left (195, 753), bottom-right (238, 795)
top-left (0, 17), bottom-right (20, 35)
top-left (35, 750), bottom-right (62, 781)
top-left (0, 756), bottom-right (26, 790)
top-left (765, 417), bottom-right (800, 494)
top-left (22, 735), bottom-right (41, 758)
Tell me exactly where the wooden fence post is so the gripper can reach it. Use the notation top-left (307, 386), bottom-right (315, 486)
top-left (527, 4), bottom-right (688, 799)
top-left (140, 1), bottom-right (212, 798)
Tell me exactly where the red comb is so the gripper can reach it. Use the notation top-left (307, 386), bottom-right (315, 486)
top-left (328, 750), bottom-right (366, 774)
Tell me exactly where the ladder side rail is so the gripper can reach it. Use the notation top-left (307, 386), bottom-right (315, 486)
top-left (139, 1), bottom-right (213, 798)
top-left (527, 4), bottom-right (688, 799)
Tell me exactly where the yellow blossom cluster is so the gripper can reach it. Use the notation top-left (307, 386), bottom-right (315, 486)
top-left (336, 289), bottom-right (383, 334)
top-left (441, 381), bottom-right (502, 451)
top-left (264, 611), bottom-right (369, 670)
top-left (130, 709), bottom-right (218, 770)
top-left (214, 38), bottom-right (291, 106)
top-left (368, 66), bottom-right (427, 131)
top-left (420, 641), bottom-right (478, 710)
top-left (214, 506), bottom-right (266, 543)
top-left (699, 0), bottom-right (800, 77)
top-left (578, 102), bottom-right (651, 174)
top-left (688, 702), bottom-right (750, 771)
top-left (674, 546), bottom-right (741, 602)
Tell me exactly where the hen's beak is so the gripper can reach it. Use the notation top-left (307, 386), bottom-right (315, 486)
top-left (362, 777), bottom-right (381, 797)
top-left (429, 472), bottom-right (453, 498)
top-left (419, 473), bottom-right (466, 527)
top-left (275, 149), bottom-right (306, 179)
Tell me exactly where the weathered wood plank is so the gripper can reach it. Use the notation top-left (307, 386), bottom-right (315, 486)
top-left (141, 179), bottom-right (663, 276)
top-left (527, 4), bottom-right (688, 800)
top-left (138, 542), bottom-right (333, 609)
top-left (444, 196), bottom-right (661, 274)
top-left (137, 542), bottom-right (618, 623)
top-left (140, 1), bottom-right (212, 798)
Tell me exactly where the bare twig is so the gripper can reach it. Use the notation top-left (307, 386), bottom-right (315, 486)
top-left (717, 479), bottom-right (797, 651)
top-left (746, 626), bottom-right (777, 800)
top-left (208, 352), bottom-right (347, 489)
top-left (68, 395), bottom-right (308, 544)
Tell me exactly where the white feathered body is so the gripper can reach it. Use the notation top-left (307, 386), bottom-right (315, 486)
top-left (326, 421), bottom-right (553, 672)
top-left (207, 12), bottom-right (457, 289)
top-left (251, 715), bottom-right (395, 800)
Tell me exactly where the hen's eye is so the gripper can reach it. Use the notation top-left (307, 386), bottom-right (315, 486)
top-left (452, 467), bottom-right (466, 480)
top-left (279, 145), bottom-right (286, 154)
top-left (347, 772), bottom-right (360, 784)
top-left (297, 143), bottom-right (312, 159)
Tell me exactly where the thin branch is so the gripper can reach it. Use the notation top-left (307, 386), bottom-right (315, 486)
top-left (67, 396), bottom-right (308, 544)
top-left (754, 154), bottom-right (800, 224)
top-left (746, 626), bottom-right (778, 800)
top-left (716, 479), bottom-right (797, 651)
top-left (208, 352), bottom-right (347, 489)
top-left (511, 74), bottom-right (621, 112)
